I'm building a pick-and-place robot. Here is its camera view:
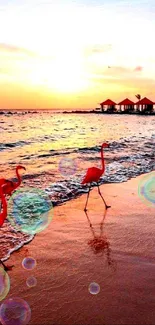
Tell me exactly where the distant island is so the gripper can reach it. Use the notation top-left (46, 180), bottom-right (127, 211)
top-left (63, 95), bottom-right (155, 115)
top-left (63, 109), bottom-right (155, 115)
top-left (0, 110), bottom-right (38, 115)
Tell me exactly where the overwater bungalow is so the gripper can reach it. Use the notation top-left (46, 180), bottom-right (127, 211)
top-left (135, 97), bottom-right (154, 113)
top-left (100, 99), bottom-right (116, 112)
top-left (118, 98), bottom-right (135, 113)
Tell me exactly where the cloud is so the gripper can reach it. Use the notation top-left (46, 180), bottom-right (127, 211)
top-left (88, 65), bottom-right (134, 78)
top-left (91, 75), bottom-right (155, 89)
top-left (0, 43), bottom-right (35, 56)
top-left (90, 44), bottom-right (112, 54)
top-left (107, 66), bottom-right (131, 73)
top-left (107, 66), bottom-right (143, 74)
top-left (134, 66), bottom-right (143, 71)
top-left (88, 65), bottom-right (146, 81)
top-left (84, 44), bottom-right (112, 56)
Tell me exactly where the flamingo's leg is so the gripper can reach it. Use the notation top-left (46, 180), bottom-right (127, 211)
top-left (84, 186), bottom-right (91, 211)
top-left (97, 184), bottom-right (111, 210)
top-left (84, 209), bottom-right (92, 227)
top-left (0, 260), bottom-right (14, 272)
top-left (100, 209), bottom-right (107, 228)
top-left (0, 260), bottom-right (6, 268)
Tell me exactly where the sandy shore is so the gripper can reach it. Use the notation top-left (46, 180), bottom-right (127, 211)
top-left (1, 172), bottom-right (155, 325)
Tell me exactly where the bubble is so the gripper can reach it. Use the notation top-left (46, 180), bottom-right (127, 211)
top-left (140, 186), bottom-right (145, 195)
top-left (88, 282), bottom-right (100, 295)
top-left (138, 173), bottom-right (155, 208)
top-left (26, 276), bottom-right (37, 288)
top-left (7, 187), bottom-right (53, 235)
top-left (22, 257), bottom-right (36, 270)
top-left (0, 297), bottom-right (31, 325)
top-left (0, 267), bottom-right (10, 302)
top-left (59, 157), bottom-right (77, 177)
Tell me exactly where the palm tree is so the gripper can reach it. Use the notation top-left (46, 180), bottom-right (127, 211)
top-left (135, 94), bottom-right (141, 100)
top-left (135, 94), bottom-right (141, 112)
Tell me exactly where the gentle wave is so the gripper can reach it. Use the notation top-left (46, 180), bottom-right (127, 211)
top-left (0, 141), bottom-right (30, 151)
top-left (0, 112), bottom-right (154, 262)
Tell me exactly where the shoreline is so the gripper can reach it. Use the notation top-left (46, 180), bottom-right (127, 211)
top-left (0, 109), bottom-right (155, 115)
top-left (1, 170), bottom-right (154, 263)
top-left (1, 171), bottom-right (155, 325)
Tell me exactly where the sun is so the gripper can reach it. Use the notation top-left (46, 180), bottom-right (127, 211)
top-left (46, 54), bottom-right (89, 93)
top-left (50, 67), bottom-right (88, 93)
top-left (28, 52), bottom-right (89, 93)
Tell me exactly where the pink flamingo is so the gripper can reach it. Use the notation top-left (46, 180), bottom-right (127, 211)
top-left (0, 184), bottom-right (14, 271)
top-left (0, 165), bottom-right (26, 196)
top-left (81, 143), bottom-right (111, 211)
top-left (0, 184), bottom-right (7, 227)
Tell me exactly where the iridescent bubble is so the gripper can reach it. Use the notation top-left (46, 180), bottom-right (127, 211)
top-left (140, 186), bottom-right (145, 195)
top-left (7, 187), bottom-right (53, 235)
top-left (138, 173), bottom-right (155, 208)
top-left (0, 267), bottom-right (10, 302)
top-left (88, 282), bottom-right (100, 295)
top-left (0, 297), bottom-right (31, 325)
top-left (59, 157), bottom-right (77, 177)
top-left (22, 257), bottom-right (36, 270)
top-left (26, 276), bottom-right (37, 288)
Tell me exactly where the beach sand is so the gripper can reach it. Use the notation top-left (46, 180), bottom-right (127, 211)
top-left (1, 172), bottom-right (155, 325)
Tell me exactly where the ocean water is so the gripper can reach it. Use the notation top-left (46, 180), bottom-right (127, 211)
top-left (0, 111), bottom-right (154, 261)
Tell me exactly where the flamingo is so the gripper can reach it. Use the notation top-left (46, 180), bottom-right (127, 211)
top-left (0, 184), bottom-right (7, 227)
top-left (0, 165), bottom-right (26, 196)
top-left (0, 184), bottom-right (14, 271)
top-left (81, 143), bottom-right (111, 211)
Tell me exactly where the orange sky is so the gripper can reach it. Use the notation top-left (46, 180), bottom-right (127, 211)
top-left (0, 1), bottom-right (155, 109)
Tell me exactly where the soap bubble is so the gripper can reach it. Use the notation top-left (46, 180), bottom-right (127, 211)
top-left (0, 267), bottom-right (10, 302)
top-left (138, 173), bottom-right (155, 208)
top-left (22, 257), bottom-right (36, 270)
top-left (88, 282), bottom-right (100, 295)
top-left (26, 276), bottom-right (37, 288)
top-left (59, 157), bottom-right (77, 177)
top-left (0, 297), bottom-right (31, 325)
top-left (8, 187), bottom-right (53, 234)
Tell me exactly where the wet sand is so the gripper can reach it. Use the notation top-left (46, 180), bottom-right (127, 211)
top-left (2, 172), bottom-right (155, 325)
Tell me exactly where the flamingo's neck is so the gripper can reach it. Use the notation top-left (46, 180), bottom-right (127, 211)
top-left (0, 190), bottom-right (7, 224)
top-left (101, 145), bottom-right (105, 171)
top-left (15, 168), bottom-right (22, 188)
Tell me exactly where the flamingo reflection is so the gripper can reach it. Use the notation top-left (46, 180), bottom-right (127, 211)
top-left (85, 209), bottom-right (116, 269)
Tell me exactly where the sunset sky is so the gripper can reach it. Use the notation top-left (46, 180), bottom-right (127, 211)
top-left (0, 0), bottom-right (155, 109)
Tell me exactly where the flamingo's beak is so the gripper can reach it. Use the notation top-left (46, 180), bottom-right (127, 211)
top-left (22, 166), bottom-right (26, 171)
